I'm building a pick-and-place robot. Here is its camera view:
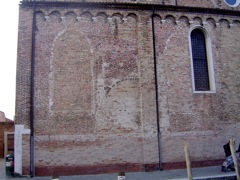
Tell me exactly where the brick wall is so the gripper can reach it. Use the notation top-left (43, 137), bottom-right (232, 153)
top-left (154, 12), bottom-right (240, 163)
top-left (15, 7), bottom-right (33, 127)
top-left (16, 1), bottom-right (240, 176)
top-left (0, 112), bottom-right (14, 158)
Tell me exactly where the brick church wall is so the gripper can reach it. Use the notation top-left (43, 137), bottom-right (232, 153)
top-left (16, 0), bottom-right (240, 176)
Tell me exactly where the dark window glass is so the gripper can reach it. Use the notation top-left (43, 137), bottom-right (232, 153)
top-left (191, 29), bottom-right (210, 91)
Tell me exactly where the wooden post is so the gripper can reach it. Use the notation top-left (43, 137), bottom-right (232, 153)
top-left (184, 143), bottom-right (193, 180)
top-left (230, 138), bottom-right (240, 180)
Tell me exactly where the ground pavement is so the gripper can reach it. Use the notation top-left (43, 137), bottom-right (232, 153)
top-left (0, 158), bottom-right (237, 180)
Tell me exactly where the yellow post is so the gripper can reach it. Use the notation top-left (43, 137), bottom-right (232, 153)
top-left (184, 143), bottom-right (193, 180)
top-left (230, 138), bottom-right (240, 180)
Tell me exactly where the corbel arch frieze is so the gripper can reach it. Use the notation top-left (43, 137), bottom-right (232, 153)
top-left (95, 12), bottom-right (108, 23)
top-left (111, 13), bottom-right (124, 24)
top-left (232, 20), bottom-right (240, 27)
top-left (161, 14), bottom-right (239, 29)
top-left (205, 18), bottom-right (217, 28)
top-left (64, 11), bottom-right (77, 18)
top-left (192, 16), bottom-right (203, 25)
top-left (177, 16), bottom-right (190, 26)
top-left (35, 10), bottom-right (138, 25)
top-left (34, 9), bottom-right (240, 29)
top-left (163, 14), bottom-right (177, 24)
top-left (48, 11), bottom-right (62, 21)
top-left (126, 13), bottom-right (138, 23)
top-left (35, 11), bottom-right (46, 21)
top-left (147, 13), bottom-right (162, 25)
top-left (79, 12), bottom-right (94, 22)
top-left (218, 18), bottom-right (231, 28)
top-left (63, 11), bottom-right (78, 22)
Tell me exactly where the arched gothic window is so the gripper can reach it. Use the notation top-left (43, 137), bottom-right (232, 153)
top-left (190, 28), bottom-right (215, 92)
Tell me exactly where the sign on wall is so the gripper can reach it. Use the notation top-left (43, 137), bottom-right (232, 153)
top-left (224, 0), bottom-right (240, 7)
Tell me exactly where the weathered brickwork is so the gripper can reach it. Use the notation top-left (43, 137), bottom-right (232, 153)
top-left (15, 7), bottom-right (33, 128)
top-left (16, 0), bottom-right (240, 176)
top-left (153, 12), bottom-right (240, 164)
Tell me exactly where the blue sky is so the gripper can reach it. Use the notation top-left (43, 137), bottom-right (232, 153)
top-left (0, 0), bottom-right (19, 119)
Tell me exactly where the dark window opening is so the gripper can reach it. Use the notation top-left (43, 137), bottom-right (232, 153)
top-left (191, 29), bottom-right (210, 91)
